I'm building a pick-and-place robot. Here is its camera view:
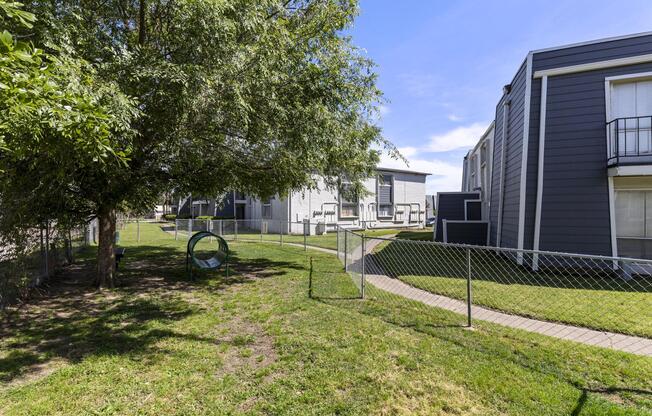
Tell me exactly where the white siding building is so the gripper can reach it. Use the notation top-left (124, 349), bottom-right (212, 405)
top-left (242, 167), bottom-right (430, 234)
top-left (461, 122), bottom-right (494, 221)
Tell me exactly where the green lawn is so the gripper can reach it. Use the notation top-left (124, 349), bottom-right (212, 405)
top-left (0, 222), bottom-right (650, 415)
top-left (371, 239), bottom-right (652, 338)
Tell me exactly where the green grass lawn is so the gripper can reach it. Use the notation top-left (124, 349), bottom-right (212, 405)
top-left (1, 222), bottom-right (650, 415)
top-left (371, 239), bottom-right (652, 338)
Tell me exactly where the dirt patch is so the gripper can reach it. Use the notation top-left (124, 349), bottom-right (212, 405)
top-left (5, 357), bottom-right (67, 388)
top-left (215, 317), bottom-right (277, 378)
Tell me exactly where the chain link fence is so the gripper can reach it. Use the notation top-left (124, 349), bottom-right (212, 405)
top-left (0, 223), bottom-right (90, 310)
top-left (335, 229), bottom-right (652, 355)
top-left (170, 219), bottom-right (652, 354)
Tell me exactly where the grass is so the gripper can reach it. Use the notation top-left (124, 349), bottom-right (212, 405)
top-left (0, 222), bottom-right (650, 415)
top-left (371, 239), bottom-right (652, 338)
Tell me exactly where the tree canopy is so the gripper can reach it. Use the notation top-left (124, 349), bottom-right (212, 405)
top-left (0, 0), bottom-right (396, 287)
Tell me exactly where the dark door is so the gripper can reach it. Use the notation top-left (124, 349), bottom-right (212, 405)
top-left (235, 204), bottom-right (246, 219)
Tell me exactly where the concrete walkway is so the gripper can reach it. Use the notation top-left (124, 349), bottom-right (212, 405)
top-left (365, 273), bottom-right (652, 356)
top-left (169, 227), bottom-right (652, 356)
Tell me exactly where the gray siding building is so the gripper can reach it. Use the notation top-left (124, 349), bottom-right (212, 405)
top-left (464, 32), bottom-right (652, 260)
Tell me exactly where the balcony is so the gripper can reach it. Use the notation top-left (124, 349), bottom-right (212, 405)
top-left (607, 116), bottom-right (652, 166)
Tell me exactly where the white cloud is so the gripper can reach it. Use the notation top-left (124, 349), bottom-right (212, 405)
top-left (397, 146), bottom-right (417, 158)
top-left (379, 105), bottom-right (390, 116)
top-left (379, 152), bottom-right (463, 195)
top-left (447, 114), bottom-right (463, 122)
top-left (426, 122), bottom-right (488, 152)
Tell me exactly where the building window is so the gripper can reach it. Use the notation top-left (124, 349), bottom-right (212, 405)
top-left (615, 190), bottom-right (652, 259)
top-left (262, 198), bottom-right (272, 219)
top-left (615, 191), bottom-right (652, 238)
top-left (234, 191), bottom-right (246, 201)
top-left (470, 155), bottom-right (478, 188)
top-left (608, 79), bottom-right (652, 157)
top-left (339, 183), bottom-right (359, 218)
top-left (377, 174), bottom-right (393, 217)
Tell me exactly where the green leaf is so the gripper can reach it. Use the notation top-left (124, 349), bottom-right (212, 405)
top-left (0, 30), bottom-right (13, 48)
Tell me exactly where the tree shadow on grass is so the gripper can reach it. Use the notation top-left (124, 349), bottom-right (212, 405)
top-left (0, 243), bottom-right (306, 385)
top-left (571, 386), bottom-right (652, 415)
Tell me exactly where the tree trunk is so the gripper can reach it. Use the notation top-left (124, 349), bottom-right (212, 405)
top-left (138, 0), bottom-right (147, 45)
top-left (96, 209), bottom-right (116, 288)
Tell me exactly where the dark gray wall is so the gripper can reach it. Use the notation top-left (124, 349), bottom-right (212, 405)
top-left (523, 77), bottom-right (541, 250)
top-left (488, 97), bottom-right (504, 246)
top-left (536, 62), bottom-right (652, 256)
top-left (444, 222), bottom-right (489, 246)
top-left (435, 192), bottom-right (480, 242)
top-left (488, 60), bottom-right (527, 248)
top-left (466, 201), bottom-right (482, 221)
top-left (533, 34), bottom-right (652, 71)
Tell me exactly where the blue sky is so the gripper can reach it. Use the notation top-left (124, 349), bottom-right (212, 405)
top-left (349, 0), bottom-right (652, 194)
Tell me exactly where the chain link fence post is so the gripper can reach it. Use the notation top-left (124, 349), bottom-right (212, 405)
top-left (466, 247), bottom-right (472, 328)
top-left (344, 230), bottom-right (348, 272)
top-left (336, 225), bottom-right (340, 259)
top-left (361, 235), bottom-right (366, 299)
top-left (137, 219), bottom-right (140, 242)
top-left (174, 219), bottom-right (178, 240)
top-left (234, 219), bottom-right (238, 241)
top-left (304, 221), bottom-right (307, 251)
top-left (280, 220), bottom-right (284, 246)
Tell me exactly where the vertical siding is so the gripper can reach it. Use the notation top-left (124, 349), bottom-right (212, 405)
top-left (489, 98), bottom-right (504, 246)
top-left (538, 62), bottom-right (652, 255)
top-left (523, 78), bottom-right (541, 250)
top-left (500, 61), bottom-right (527, 249)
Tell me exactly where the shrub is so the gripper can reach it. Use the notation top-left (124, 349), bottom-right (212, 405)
top-left (196, 215), bottom-right (213, 220)
top-left (163, 214), bottom-right (177, 221)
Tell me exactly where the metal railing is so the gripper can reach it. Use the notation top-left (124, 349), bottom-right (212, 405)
top-left (335, 227), bottom-right (651, 355)
top-left (607, 115), bottom-right (652, 165)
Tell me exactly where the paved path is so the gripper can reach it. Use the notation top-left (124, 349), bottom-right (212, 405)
top-left (168, 227), bottom-right (652, 356)
top-left (365, 273), bottom-right (652, 356)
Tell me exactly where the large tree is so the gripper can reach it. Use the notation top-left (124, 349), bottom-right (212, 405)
top-left (0, 1), bottom-right (137, 286)
top-left (2, 0), bottom-right (396, 287)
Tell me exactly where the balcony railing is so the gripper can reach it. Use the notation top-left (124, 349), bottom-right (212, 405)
top-left (607, 116), bottom-right (652, 166)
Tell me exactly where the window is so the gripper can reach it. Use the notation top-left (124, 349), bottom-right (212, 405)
top-left (234, 191), bottom-right (246, 201)
top-left (377, 174), bottom-right (393, 217)
top-left (470, 155), bottom-right (478, 188)
top-left (339, 184), bottom-right (358, 218)
top-left (615, 190), bottom-right (652, 259)
top-left (615, 191), bottom-right (652, 238)
top-left (262, 198), bottom-right (272, 219)
top-left (609, 79), bottom-right (652, 156)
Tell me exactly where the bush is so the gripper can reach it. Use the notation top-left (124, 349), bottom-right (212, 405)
top-left (163, 214), bottom-right (177, 221)
top-left (196, 216), bottom-right (213, 220)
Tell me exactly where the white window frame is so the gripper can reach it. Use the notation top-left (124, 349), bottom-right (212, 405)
top-left (339, 183), bottom-right (359, 219)
top-left (262, 198), bottom-right (272, 219)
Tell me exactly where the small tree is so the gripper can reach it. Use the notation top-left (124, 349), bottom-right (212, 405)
top-left (3, 0), bottom-right (397, 288)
